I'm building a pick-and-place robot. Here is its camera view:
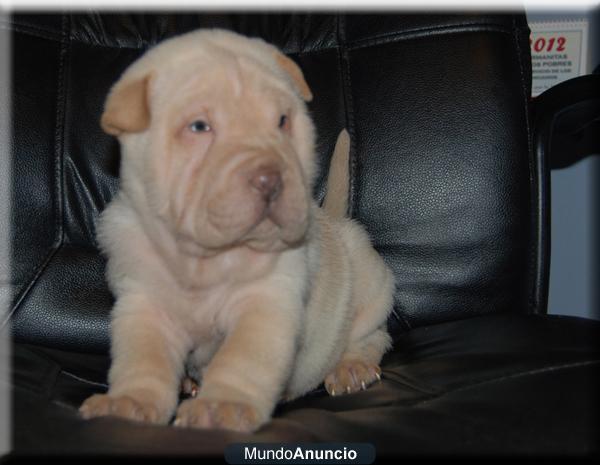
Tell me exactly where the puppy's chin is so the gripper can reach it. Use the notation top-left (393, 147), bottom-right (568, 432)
top-left (242, 216), bottom-right (309, 253)
top-left (168, 212), bottom-right (308, 257)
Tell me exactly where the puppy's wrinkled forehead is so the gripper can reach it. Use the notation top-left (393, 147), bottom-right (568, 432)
top-left (154, 48), bottom-right (291, 109)
top-left (145, 31), bottom-right (297, 104)
top-left (101, 29), bottom-right (312, 136)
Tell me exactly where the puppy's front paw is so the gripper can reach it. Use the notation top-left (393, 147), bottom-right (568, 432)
top-left (174, 397), bottom-right (261, 433)
top-left (325, 359), bottom-right (382, 396)
top-left (79, 393), bottom-right (161, 424)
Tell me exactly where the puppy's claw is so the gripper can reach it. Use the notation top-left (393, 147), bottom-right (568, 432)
top-left (361, 381), bottom-right (367, 390)
top-left (325, 383), bottom-right (336, 396)
top-left (375, 372), bottom-right (381, 382)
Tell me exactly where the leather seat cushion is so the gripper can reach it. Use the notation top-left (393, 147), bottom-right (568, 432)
top-left (10, 313), bottom-right (600, 456)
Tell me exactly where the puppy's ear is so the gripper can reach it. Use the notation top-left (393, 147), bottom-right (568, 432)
top-left (275, 53), bottom-right (313, 102)
top-left (101, 74), bottom-right (152, 136)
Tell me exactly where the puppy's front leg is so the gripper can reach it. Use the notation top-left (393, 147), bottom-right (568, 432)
top-left (80, 295), bottom-right (189, 424)
top-left (175, 300), bottom-right (298, 433)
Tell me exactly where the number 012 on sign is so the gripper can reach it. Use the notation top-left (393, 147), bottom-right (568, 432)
top-left (528, 20), bottom-right (589, 97)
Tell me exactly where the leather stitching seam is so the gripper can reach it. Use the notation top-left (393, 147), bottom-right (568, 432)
top-left (2, 15), bottom-right (70, 327)
top-left (404, 359), bottom-right (600, 407)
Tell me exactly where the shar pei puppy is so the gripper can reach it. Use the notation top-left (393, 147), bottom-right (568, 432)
top-left (80, 29), bottom-right (395, 433)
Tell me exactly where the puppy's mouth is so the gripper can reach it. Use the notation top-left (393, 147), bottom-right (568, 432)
top-left (238, 201), bottom-right (308, 252)
top-left (169, 195), bottom-right (308, 256)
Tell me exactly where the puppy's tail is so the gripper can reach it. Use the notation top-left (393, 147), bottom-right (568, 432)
top-left (322, 129), bottom-right (350, 218)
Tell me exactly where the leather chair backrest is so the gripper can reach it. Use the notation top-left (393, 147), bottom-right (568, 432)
top-left (5, 13), bottom-right (542, 353)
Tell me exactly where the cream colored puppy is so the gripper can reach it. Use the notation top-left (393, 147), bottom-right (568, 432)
top-left (79, 29), bottom-right (395, 433)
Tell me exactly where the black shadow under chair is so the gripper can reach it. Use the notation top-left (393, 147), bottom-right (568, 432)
top-left (3, 12), bottom-right (599, 458)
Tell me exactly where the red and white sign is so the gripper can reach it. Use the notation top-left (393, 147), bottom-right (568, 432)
top-left (529, 20), bottom-right (589, 97)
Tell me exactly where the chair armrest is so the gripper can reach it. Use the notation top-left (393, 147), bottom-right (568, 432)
top-left (533, 74), bottom-right (600, 170)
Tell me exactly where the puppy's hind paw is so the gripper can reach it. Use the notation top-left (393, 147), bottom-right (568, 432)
top-left (325, 359), bottom-right (382, 396)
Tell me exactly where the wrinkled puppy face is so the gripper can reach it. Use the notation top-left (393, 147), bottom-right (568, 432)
top-left (102, 30), bottom-right (316, 254)
top-left (153, 54), bottom-right (314, 254)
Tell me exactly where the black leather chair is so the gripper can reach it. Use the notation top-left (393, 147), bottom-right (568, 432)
top-left (4, 12), bottom-right (599, 458)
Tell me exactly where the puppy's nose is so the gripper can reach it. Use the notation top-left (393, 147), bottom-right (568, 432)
top-left (249, 168), bottom-right (282, 203)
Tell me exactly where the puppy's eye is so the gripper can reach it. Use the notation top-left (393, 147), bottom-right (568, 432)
top-left (188, 120), bottom-right (211, 133)
top-left (278, 114), bottom-right (289, 130)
